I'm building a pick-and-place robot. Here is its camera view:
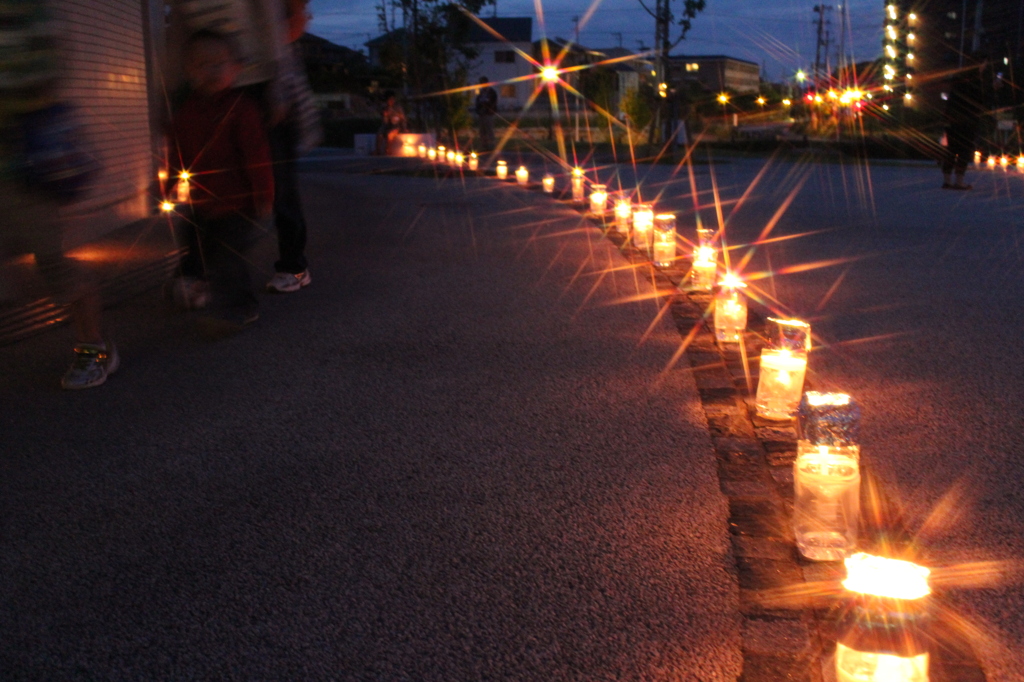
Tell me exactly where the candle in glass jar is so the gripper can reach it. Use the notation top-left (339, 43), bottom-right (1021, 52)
top-left (697, 225), bottom-right (714, 248)
top-left (714, 273), bottom-right (747, 342)
top-left (417, 144), bottom-right (427, 158)
top-left (836, 553), bottom-right (931, 682)
top-left (755, 350), bottom-right (808, 420)
top-left (516, 166), bottom-right (529, 186)
top-left (427, 147), bottom-right (437, 161)
top-left (468, 153), bottom-right (479, 171)
top-left (589, 184), bottom-right (607, 215)
top-left (794, 392), bottom-right (861, 561)
top-left (446, 150), bottom-right (455, 164)
top-left (437, 145), bottom-right (446, 161)
top-left (632, 204), bottom-right (654, 253)
top-left (690, 246), bottom-right (717, 291)
top-left (454, 152), bottom-right (464, 167)
top-left (176, 172), bottom-right (191, 204)
top-left (496, 160), bottom-right (508, 180)
top-left (614, 198), bottom-right (631, 234)
top-left (542, 174), bottom-right (555, 193)
top-left (571, 168), bottom-right (585, 204)
top-left (652, 214), bottom-right (676, 267)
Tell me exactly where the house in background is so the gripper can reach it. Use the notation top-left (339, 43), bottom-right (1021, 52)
top-left (464, 17), bottom-right (533, 111)
top-left (666, 55), bottom-right (761, 94)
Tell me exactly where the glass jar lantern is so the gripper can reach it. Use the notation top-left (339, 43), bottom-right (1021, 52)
top-left (632, 204), bottom-right (654, 253)
top-left (794, 392), bottom-right (861, 561)
top-left (496, 160), bottom-right (508, 180)
top-left (614, 197), bottom-right (631, 235)
top-left (589, 184), bottom-right (607, 216)
top-left (516, 166), bottom-right (529, 186)
top-left (571, 168), bottom-right (585, 204)
top-left (652, 214), bottom-right (676, 267)
top-left (713, 274), bottom-right (747, 342)
top-left (754, 318), bottom-right (811, 420)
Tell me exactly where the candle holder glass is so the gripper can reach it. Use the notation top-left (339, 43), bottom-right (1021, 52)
top-left (496, 160), bottom-right (508, 180)
top-left (755, 318), bottom-right (811, 420)
top-left (589, 184), bottom-right (607, 216)
top-left (653, 214), bottom-right (676, 267)
top-left (632, 204), bottom-right (654, 253)
top-left (516, 166), bottom-right (529, 186)
top-left (713, 275), bottom-right (747, 342)
top-left (794, 392), bottom-right (861, 561)
top-left (614, 197), bottom-right (631, 235)
top-left (690, 247), bottom-right (717, 291)
top-left (571, 169), bottom-right (585, 204)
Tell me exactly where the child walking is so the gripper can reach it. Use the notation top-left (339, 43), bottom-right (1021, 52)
top-left (170, 30), bottom-right (273, 333)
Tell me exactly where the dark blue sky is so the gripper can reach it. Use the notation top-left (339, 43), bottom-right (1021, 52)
top-left (309, 0), bottom-right (883, 81)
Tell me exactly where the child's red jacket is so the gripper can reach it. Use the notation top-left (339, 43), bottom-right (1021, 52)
top-left (170, 90), bottom-right (274, 218)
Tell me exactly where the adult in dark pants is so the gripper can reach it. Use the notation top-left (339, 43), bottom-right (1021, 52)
top-left (942, 59), bottom-right (988, 191)
top-left (266, 0), bottom-right (320, 293)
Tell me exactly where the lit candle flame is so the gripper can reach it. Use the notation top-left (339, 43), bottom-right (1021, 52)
top-left (843, 553), bottom-right (931, 600)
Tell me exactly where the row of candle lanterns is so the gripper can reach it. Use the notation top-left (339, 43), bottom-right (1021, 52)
top-left (433, 157), bottom-right (932, 680)
top-left (549, 169), bottom-right (928, 681)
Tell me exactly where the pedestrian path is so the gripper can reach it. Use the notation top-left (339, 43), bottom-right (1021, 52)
top-left (0, 165), bottom-right (741, 678)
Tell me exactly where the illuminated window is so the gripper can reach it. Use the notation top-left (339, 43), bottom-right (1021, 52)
top-left (685, 62), bottom-right (700, 72)
top-left (494, 50), bottom-right (515, 63)
top-left (499, 84), bottom-right (517, 98)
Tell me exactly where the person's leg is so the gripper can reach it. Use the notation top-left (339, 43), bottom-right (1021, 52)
top-left (267, 120), bottom-right (312, 293)
top-left (200, 214), bottom-right (260, 321)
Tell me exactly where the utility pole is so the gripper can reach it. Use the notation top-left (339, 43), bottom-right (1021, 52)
top-left (813, 5), bottom-right (831, 91)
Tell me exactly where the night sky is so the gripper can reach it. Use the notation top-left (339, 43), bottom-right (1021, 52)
top-left (309, 0), bottom-right (884, 81)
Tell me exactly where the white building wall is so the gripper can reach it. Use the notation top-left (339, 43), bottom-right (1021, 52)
top-left (466, 42), bottom-right (534, 111)
top-left (56, 0), bottom-right (156, 245)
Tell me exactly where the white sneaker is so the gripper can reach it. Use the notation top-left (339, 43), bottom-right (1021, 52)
top-left (266, 270), bottom-right (311, 293)
top-left (62, 343), bottom-right (120, 390)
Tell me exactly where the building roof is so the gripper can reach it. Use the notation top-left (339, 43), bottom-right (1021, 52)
top-left (468, 17), bottom-right (532, 43)
top-left (365, 28), bottom-right (408, 48)
top-left (668, 54), bottom-right (759, 67)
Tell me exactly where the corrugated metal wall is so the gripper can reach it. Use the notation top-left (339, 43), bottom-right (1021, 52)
top-left (56, 0), bottom-right (155, 244)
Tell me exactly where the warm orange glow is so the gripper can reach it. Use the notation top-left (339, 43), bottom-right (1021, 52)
top-left (541, 66), bottom-right (559, 83)
top-left (756, 96), bottom-right (766, 105)
top-left (719, 272), bottom-right (746, 289)
top-left (157, 169), bottom-right (168, 182)
top-left (695, 246), bottom-right (716, 263)
top-left (782, 98), bottom-right (792, 106)
top-left (572, 167), bottom-right (583, 177)
top-left (717, 93), bottom-right (729, 105)
top-left (179, 170), bottom-right (191, 181)
top-left (805, 391), bottom-right (851, 407)
top-left (843, 553), bottom-right (931, 600)
top-left (160, 201), bottom-right (175, 212)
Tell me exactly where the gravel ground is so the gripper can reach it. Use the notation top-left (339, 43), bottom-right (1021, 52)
top-left (0, 169), bottom-right (741, 680)
top-left (600, 153), bottom-right (1024, 681)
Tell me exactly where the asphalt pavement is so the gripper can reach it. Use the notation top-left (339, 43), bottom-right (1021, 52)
top-left (0, 162), bottom-right (741, 680)
top-left (596, 152), bottom-right (1024, 682)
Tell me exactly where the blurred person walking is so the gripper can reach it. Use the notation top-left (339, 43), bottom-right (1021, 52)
top-left (376, 91), bottom-right (407, 155)
top-left (169, 31), bottom-right (274, 334)
top-left (0, 0), bottom-right (114, 389)
top-left (942, 58), bottom-right (988, 191)
top-left (474, 76), bottom-right (498, 150)
top-left (167, 0), bottom-right (320, 296)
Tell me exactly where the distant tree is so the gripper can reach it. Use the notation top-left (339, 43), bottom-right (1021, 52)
top-left (621, 85), bottom-right (654, 137)
top-left (374, 0), bottom-right (495, 138)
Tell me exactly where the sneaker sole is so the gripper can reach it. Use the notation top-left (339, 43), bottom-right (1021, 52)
top-left (266, 274), bottom-right (311, 293)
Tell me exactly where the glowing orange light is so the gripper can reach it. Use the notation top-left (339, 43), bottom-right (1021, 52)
top-left (179, 170), bottom-right (191, 181)
top-left (782, 98), bottom-right (792, 106)
top-left (157, 169), bottom-right (168, 182)
top-left (719, 272), bottom-right (746, 289)
top-left (756, 96), bottom-right (766, 106)
top-left (843, 553), bottom-right (931, 600)
top-left (541, 66), bottom-right (559, 83)
top-left (717, 93), bottom-right (729, 105)
top-left (160, 201), bottom-right (175, 212)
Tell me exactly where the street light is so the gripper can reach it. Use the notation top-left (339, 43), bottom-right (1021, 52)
top-left (717, 93), bottom-right (730, 105)
top-left (795, 70), bottom-right (807, 83)
top-left (541, 66), bottom-right (559, 83)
